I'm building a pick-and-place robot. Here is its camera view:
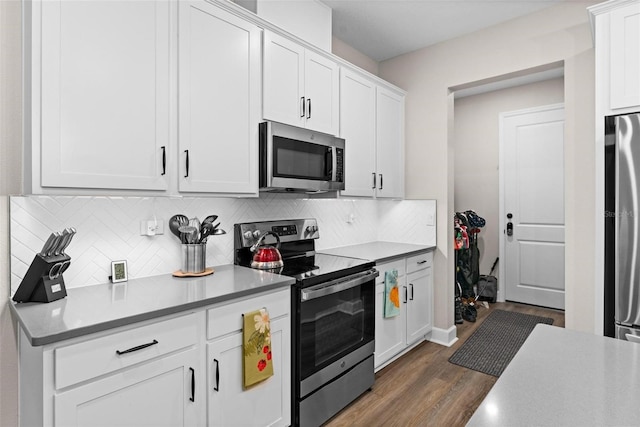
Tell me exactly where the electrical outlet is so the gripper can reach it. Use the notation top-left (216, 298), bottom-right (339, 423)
top-left (347, 213), bottom-right (356, 224)
top-left (425, 213), bottom-right (435, 226)
top-left (140, 219), bottom-right (164, 236)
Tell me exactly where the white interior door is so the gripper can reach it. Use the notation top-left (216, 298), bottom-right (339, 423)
top-left (500, 104), bottom-right (565, 309)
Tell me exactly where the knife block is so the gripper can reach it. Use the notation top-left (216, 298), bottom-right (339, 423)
top-left (13, 254), bottom-right (70, 303)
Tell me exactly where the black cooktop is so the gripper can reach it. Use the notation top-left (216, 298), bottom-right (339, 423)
top-left (234, 218), bottom-right (375, 287)
top-left (279, 253), bottom-right (374, 286)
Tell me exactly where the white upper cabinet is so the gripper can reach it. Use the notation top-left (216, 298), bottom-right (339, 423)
top-left (375, 86), bottom-right (405, 199)
top-left (610, 2), bottom-right (640, 110)
top-left (178, 0), bottom-right (261, 195)
top-left (36, 0), bottom-right (171, 191)
top-left (263, 31), bottom-right (339, 135)
top-left (340, 69), bottom-right (405, 199)
top-left (590, 0), bottom-right (640, 114)
top-left (340, 69), bottom-right (377, 197)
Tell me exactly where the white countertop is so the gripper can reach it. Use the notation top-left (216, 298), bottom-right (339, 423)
top-left (468, 324), bottom-right (640, 426)
top-left (320, 241), bottom-right (434, 264)
top-left (10, 264), bottom-right (295, 346)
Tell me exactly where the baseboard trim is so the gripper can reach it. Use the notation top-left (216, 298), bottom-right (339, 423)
top-left (429, 325), bottom-right (458, 347)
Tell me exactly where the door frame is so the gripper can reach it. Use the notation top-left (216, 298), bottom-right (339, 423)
top-left (498, 103), bottom-right (565, 303)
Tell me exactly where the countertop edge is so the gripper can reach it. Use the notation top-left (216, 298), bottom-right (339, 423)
top-left (374, 246), bottom-right (435, 264)
top-left (321, 241), bottom-right (436, 264)
top-left (11, 276), bottom-right (296, 347)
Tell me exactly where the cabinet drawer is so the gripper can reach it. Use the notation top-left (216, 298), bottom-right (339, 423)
top-left (376, 260), bottom-right (406, 285)
top-left (55, 313), bottom-right (199, 390)
top-left (207, 288), bottom-right (290, 340)
top-left (406, 252), bottom-right (432, 274)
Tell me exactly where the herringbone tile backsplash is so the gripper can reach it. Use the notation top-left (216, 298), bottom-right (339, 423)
top-left (10, 194), bottom-right (436, 295)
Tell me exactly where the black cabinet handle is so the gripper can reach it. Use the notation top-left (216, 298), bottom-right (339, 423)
top-left (189, 367), bottom-right (195, 402)
top-left (115, 339), bottom-right (158, 355)
top-left (403, 286), bottom-right (407, 304)
top-left (300, 97), bottom-right (305, 118)
top-left (213, 359), bottom-right (220, 391)
top-left (184, 150), bottom-right (189, 178)
top-left (307, 98), bottom-right (311, 119)
top-left (410, 283), bottom-right (414, 301)
top-left (161, 146), bottom-right (166, 176)
top-left (379, 174), bottom-right (383, 190)
top-left (417, 260), bottom-right (427, 265)
top-left (372, 173), bottom-right (376, 189)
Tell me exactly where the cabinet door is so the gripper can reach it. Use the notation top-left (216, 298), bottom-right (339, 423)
top-left (179, 0), bottom-right (260, 194)
top-left (610, 3), bottom-right (640, 110)
top-left (55, 348), bottom-right (203, 426)
top-left (374, 281), bottom-right (406, 369)
top-left (263, 31), bottom-right (305, 128)
top-left (207, 316), bottom-right (291, 427)
top-left (39, 0), bottom-right (170, 191)
top-left (340, 69), bottom-right (376, 197)
top-left (304, 50), bottom-right (339, 135)
top-left (375, 87), bottom-right (405, 198)
top-left (406, 266), bottom-right (433, 345)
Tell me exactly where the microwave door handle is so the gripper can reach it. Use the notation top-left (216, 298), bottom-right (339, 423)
top-left (331, 147), bottom-right (338, 181)
top-left (325, 148), bottom-right (334, 181)
top-left (301, 269), bottom-right (379, 301)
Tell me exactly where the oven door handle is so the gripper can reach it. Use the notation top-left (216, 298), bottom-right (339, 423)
top-left (301, 269), bottom-right (379, 301)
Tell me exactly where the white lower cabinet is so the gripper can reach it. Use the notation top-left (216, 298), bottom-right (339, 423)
top-left (55, 347), bottom-right (203, 427)
top-left (207, 316), bottom-right (290, 427)
top-left (374, 252), bottom-right (433, 370)
top-left (18, 288), bottom-right (291, 427)
top-left (206, 287), bottom-right (291, 427)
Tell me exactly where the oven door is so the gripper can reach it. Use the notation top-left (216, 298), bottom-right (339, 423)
top-left (297, 269), bottom-right (377, 382)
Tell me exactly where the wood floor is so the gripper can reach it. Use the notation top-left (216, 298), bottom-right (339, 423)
top-left (325, 302), bottom-right (565, 427)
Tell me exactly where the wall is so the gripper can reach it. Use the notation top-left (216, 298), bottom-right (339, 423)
top-left (379, 1), bottom-right (597, 334)
top-left (454, 77), bottom-right (565, 279)
top-left (0, 0), bottom-right (22, 425)
top-left (10, 196), bottom-right (436, 293)
top-left (332, 36), bottom-right (379, 76)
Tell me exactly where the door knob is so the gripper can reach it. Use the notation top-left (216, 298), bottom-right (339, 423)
top-left (506, 213), bottom-right (513, 236)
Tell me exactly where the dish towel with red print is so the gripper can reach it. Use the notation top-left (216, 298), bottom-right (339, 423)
top-left (243, 308), bottom-right (274, 388)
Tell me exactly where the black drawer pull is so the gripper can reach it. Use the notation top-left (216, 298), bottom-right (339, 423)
top-left (184, 150), bottom-right (190, 178)
top-left (115, 339), bottom-right (158, 355)
top-left (189, 367), bottom-right (195, 402)
top-left (417, 260), bottom-right (427, 265)
top-left (213, 359), bottom-right (220, 391)
top-left (161, 146), bottom-right (166, 176)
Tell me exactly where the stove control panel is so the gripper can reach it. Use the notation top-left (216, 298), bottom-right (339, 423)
top-left (272, 225), bottom-right (298, 236)
top-left (235, 218), bottom-right (319, 248)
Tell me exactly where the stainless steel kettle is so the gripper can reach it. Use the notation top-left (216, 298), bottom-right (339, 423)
top-left (250, 231), bottom-right (284, 270)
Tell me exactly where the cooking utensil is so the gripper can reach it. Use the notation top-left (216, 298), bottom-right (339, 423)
top-left (170, 214), bottom-right (189, 243)
top-left (202, 215), bottom-right (218, 226)
top-left (178, 225), bottom-right (198, 244)
top-left (250, 231), bottom-right (283, 270)
top-left (198, 222), bottom-right (214, 243)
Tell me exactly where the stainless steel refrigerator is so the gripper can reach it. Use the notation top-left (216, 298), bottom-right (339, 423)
top-left (605, 112), bottom-right (640, 341)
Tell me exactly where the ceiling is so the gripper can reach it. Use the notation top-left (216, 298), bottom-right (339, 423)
top-left (320, 0), bottom-right (573, 62)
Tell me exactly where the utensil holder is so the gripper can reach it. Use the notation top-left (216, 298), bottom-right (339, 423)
top-left (181, 243), bottom-right (206, 274)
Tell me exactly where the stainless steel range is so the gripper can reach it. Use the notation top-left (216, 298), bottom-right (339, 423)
top-left (234, 219), bottom-right (377, 427)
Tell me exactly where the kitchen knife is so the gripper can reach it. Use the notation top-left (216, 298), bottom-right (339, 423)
top-left (54, 228), bottom-right (74, 256)
top-left (45, 232), bottom-right (62, 258)
top-left (39, 233), bottom-right (58, 257)
top-left (51, 230), bottom-right (68, 256)
top-left (60, 227), bottom-right (76, 255)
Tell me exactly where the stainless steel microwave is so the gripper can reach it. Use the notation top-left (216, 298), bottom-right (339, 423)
top-left (259, 121), bottom-right (345, 193)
